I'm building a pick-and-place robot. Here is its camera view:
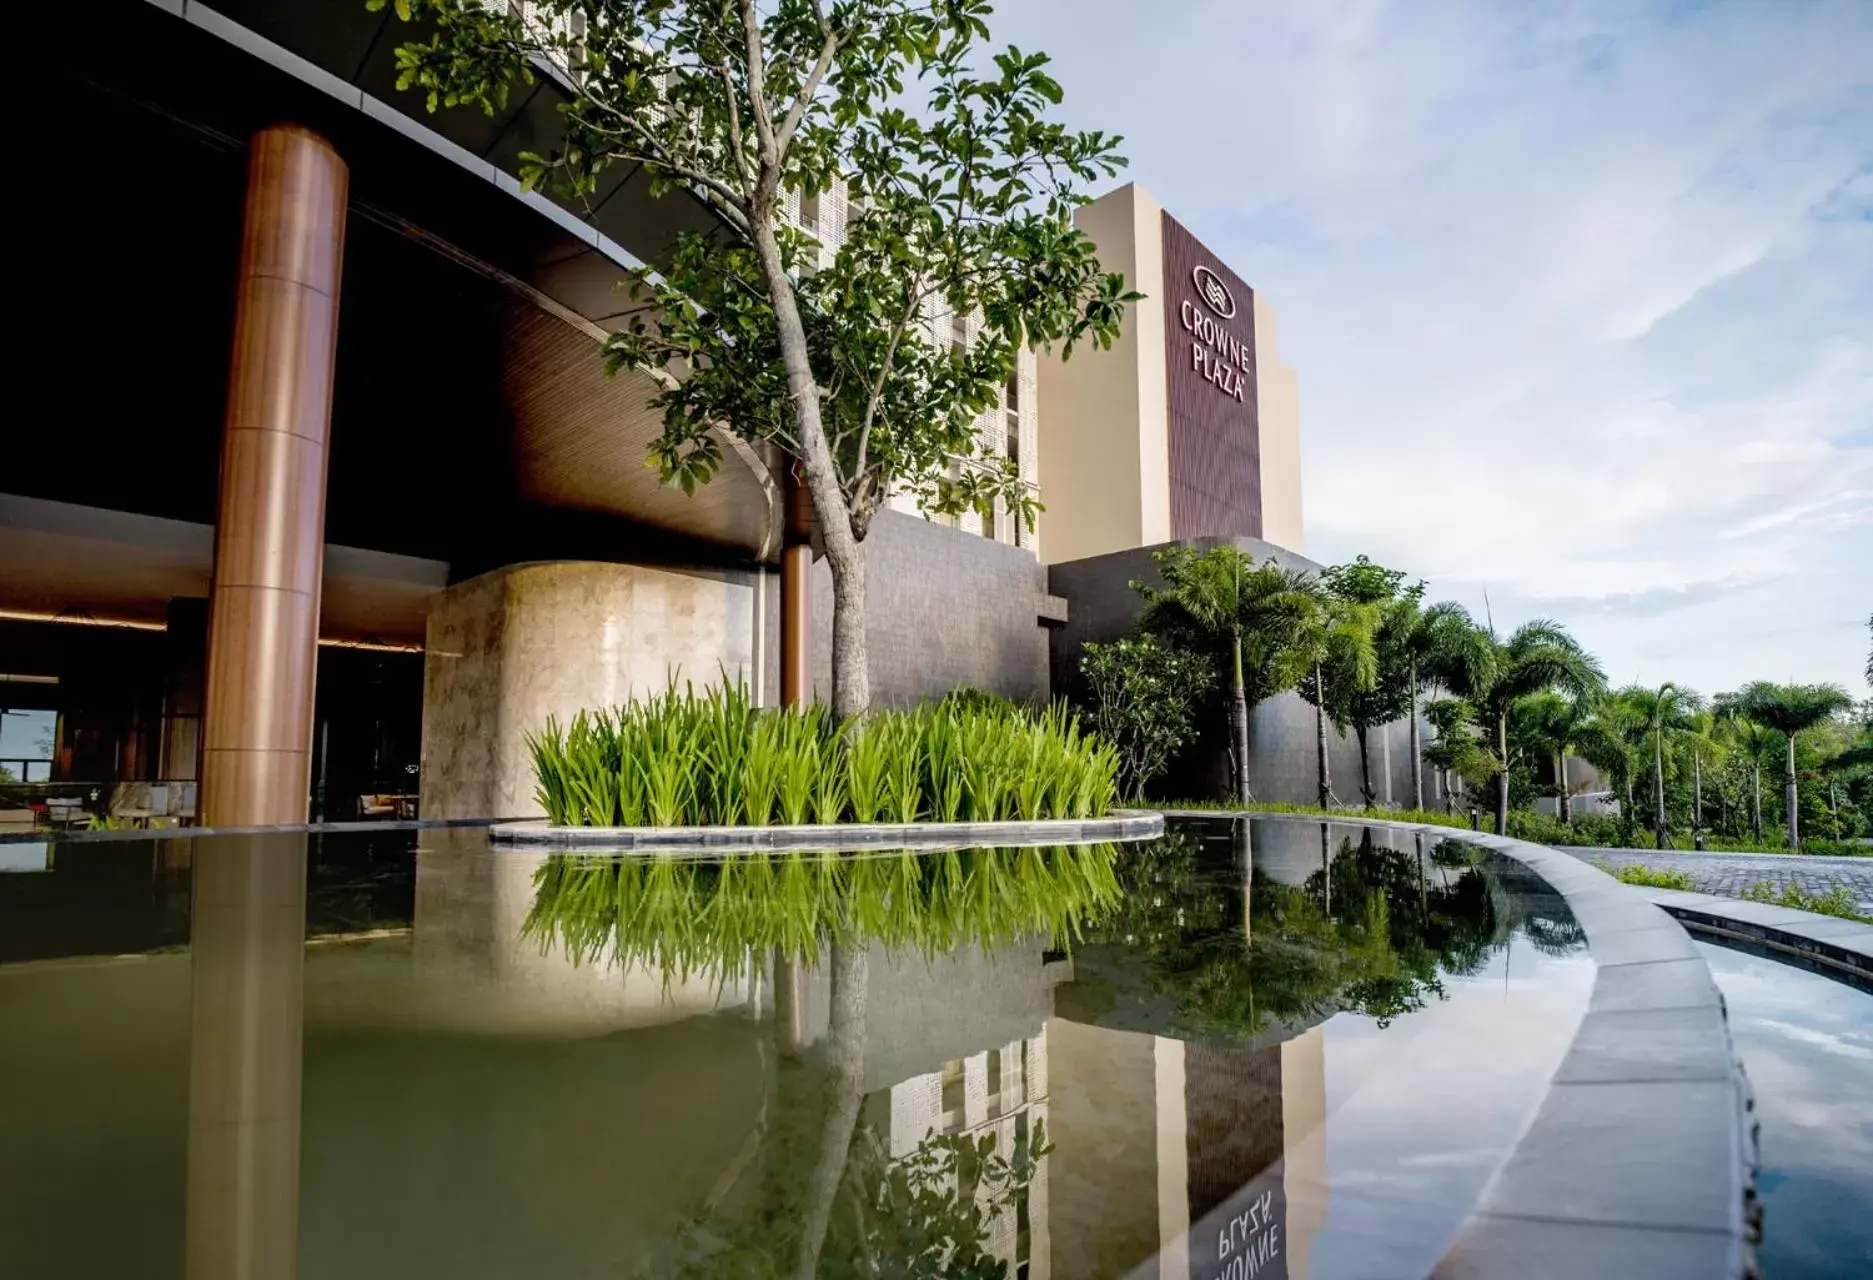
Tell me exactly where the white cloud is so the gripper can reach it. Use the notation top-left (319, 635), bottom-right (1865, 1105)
top-left (996, 0), bottom-right (1873, 694)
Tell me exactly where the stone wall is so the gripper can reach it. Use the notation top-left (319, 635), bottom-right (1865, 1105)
top-left (420, 561), bottom-right (760, 819)
top-left (800, 508), bottom-right (1062, 708)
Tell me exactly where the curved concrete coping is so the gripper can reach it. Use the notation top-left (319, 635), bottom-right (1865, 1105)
top-left (488, 808), bottom-right (1164, 854)
top-left (1162, 813), bottom-right (1757, 1280)
top-left (1635, 887), bottom-right (1872, 984)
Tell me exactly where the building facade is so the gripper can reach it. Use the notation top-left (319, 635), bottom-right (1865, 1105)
top-left (1037, 184), bottom-right (1305, 566)
top-left (1, 1), bottom-right (1350, 826)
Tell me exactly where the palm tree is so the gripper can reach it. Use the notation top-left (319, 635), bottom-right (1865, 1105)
top-left (1517, 690), bottom-right (1613, 824)
top-left (1681, 708), bottom-right (1723, 839)
top-left (1617, 682), bottom-right (1703, 848)
top-left (1727, 681), bottom-right (1854, 850)
top-left (1134, 545), bottom-right (1316, 804)
top-left (1713, 698), bottom-right (1777, 841)
top-left (1446, 620), bottom-right (1605, 835)
top-left (1400, 601), bottom-right (1493, 811)
top-left (1293, 596), bottom-right (1381, 808)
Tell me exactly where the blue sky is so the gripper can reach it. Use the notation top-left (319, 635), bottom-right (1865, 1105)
top-left (994, 0), bottom-right (1871, 697)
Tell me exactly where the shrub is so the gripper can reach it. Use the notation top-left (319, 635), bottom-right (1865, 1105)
top-left (1077, 635), bottom-right (1212, 801)
top-left (524, 679), bottom-right (1119, 827)
top-left (1740, 881), bottom-right (1872, 923)
top-left (1593, 859), bottom-right (1699, 891)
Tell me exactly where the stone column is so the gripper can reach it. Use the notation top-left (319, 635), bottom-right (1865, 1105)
top-left (184, 833), bottom-right (309, 1280)
top-left (780, 464), bottom-right (814, 707)
top-left (201, 127), bottom-right (347, 826)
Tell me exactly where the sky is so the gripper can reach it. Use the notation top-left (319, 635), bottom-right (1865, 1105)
top-left (990, 0), bottom-right (1872, 698)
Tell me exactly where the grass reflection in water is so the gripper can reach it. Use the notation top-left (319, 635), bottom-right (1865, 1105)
top-left (523, 843), bottom-right (1125, 983)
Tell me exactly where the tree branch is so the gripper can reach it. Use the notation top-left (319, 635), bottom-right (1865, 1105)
top-left (776, 19), bottom-right (841, 162)
top-left (736, 0), bottom-right (780, 181)
top-left (714, 56), bottom-right (755, 190)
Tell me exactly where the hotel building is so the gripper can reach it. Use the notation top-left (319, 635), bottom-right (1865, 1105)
top-left (0, 0), bottom-right (1416, 833)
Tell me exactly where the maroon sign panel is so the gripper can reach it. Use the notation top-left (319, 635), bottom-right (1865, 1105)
top-left (1162, 211), bottom-right (1261, 540)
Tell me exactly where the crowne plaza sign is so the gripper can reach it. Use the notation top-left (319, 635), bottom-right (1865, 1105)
top-left (1180, 265), bottom-right (1251, 402)
top-left (1160, 212), bottom-right (1262, 540)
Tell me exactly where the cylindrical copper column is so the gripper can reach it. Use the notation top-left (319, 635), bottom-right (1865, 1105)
top-left (184, 833), bottom-right (309, 1280)
top-left (201, 127), bottom-right (347, 827)
top-left (779, 464), bottom-right (814, 708)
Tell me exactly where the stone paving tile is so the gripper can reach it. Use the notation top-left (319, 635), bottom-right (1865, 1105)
top-left (1562, 847), bottom-right (1873, 914)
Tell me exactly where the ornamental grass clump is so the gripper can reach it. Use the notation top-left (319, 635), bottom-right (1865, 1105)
top-left (525, 681), bottom-right (1119, 827)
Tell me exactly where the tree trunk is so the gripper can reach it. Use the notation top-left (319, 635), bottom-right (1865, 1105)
top-left (1409, 661), bottom-right (1424, 812)
top-left (747, 215), bottom-right (871, 717)
top-left (1751, 763), bottom-right (1762, 842)
top-left (1654, 727), bottom-right (1668, 850)
top-left (1556, 751), bottom-right (1571, 824)
top-left (1230, 637), bottom-right (1251, 805)
top-left (1785, 733), bottom-right (1800, 852)
top-left (1314, 663), bottom-right (1332, 809)
top-left (1692, 751), bottom-right (1703, 834)
top-left (1356, 724), bottom-right (1374, 809)
top-left (823, 542), bottom-right (869, 720)
top-left (1494, 712), bottom-right (1509, 835)
top-left (792, 941), bottom-right (868, 1280)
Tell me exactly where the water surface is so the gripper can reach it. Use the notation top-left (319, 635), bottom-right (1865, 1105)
top-left (1696, 938), bottom-right (1873, 1279)
top-left (1, 817), bottom-right (1592, 1278)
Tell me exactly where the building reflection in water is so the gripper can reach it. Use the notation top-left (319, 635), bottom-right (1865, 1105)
top-left (0, 817), bottom-right (1568, 1279)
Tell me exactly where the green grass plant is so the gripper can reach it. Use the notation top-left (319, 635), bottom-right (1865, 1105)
top-left (526, 681), bottom-right (1118, 827)
top-left (1739, 881), bottom-right (1872, 924)
top-left (1593, 859), bottom-right (1699, 891)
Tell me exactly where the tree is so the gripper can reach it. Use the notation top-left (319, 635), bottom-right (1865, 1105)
top-left (1078, 635), bottom-right (1212, 801)
top-left (1713, 696), bottom-right (1777, 841)
top-left (1517, 691), bottom-right (1602, 824)
top-left (1133, 546), bottom-right (1317, 803)
top-left (1312, 557), bottom-right (1419, 808)
top-left (1618, 682), bottom-right (1703, 848)
top-left (1422, 697), bottom-right (1490, 813)
top-left (1727, 681), bottom-right (1854, 850)
top-left (1400, 600), bottom-right (1492, 811)
top-left (1293, 595), bottom-right (1381, 809)
top-left (1444, 620), bottom-right (1605, 835)
top-left (377, 0), bottom-right (1135, 717)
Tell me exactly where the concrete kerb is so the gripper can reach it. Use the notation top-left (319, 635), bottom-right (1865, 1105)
top-left (1636, 887), bottom-right (1873, 984)
top-left (1159, 811), bottom-right (1758, 1280)
top-left (489, 808), bottom-right (1164, 854)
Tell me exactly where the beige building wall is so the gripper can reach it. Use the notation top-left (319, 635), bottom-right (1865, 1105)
top-left (419, 561), bottom-right (759, 819)
top-left (1037, 183), bottom-right (1172, 564)
top-left (1253, 294), bottom-right (1306, 555)
top-left (1037, 184), bottom-right (1306, 563)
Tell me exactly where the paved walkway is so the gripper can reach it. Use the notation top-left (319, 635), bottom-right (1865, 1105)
top-left (1563, 847), bottom-right (1873, 915)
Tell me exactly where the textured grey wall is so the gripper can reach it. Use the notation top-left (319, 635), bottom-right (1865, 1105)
top-left (793, 508), bottom-right (1062, 707)
top-left (1047, 537), bottom-right (1426, 807)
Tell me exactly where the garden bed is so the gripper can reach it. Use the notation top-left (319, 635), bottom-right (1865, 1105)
top-left (491, 809), bottom-right (1164, 851)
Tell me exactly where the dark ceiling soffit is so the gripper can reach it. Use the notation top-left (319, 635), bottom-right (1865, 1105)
top-left (154, 0), bottom-right (725, 275)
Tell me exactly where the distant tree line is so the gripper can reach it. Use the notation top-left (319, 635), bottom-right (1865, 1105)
top-left (1077, 545), bottom-right (1873, 853)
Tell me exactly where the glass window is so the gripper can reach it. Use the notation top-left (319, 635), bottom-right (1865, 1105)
top-left (0, 708), bottom-right (56, 783)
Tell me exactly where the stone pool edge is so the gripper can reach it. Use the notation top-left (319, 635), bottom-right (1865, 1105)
top-left (1161, 812), bottom-right (1759, 1280)
top-left (488, 808), bottom-right (1164, 852)
top-left (1634, 887), bottom-right (1872, 983)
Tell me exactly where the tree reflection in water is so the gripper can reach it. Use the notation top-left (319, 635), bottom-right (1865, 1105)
top-left (517, 826), bottom-right (1583, 1276)
top-left (523, 844), bottom-right (1115, 1279)
top-left (1073, 824), bottom-right (1585, 1039)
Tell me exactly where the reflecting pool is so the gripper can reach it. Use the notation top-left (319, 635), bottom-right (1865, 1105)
top-left (1695, 939), bottom-right (1873, 1280)
top-left (1, 817), bottom-right (1593, 1279)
